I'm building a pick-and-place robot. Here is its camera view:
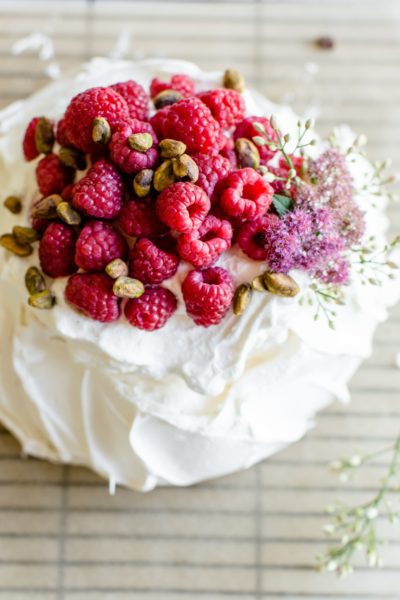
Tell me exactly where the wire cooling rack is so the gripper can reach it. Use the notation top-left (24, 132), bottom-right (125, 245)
top-left (0, 1), bottom-right (400, 597)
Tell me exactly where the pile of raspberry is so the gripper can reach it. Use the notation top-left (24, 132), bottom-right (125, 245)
top-left (22, 71), bottom-right (286, 330)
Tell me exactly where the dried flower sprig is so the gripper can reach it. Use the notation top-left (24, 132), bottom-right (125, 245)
top-left (299, 282), bottom-right (345, 330)
top-left (351, 235), bottom-right (400, 287)
top-left (317, 434), bottom-right (400, 576)
top-left (252, 116), bottom-right (316, 189)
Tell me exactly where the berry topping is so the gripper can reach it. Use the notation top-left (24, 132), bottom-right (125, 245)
top-left (149, 106), bottom-right (171, 139)
top-left (234, 116), bottom-right (278, 163)
top-left (192, 153), bottom-right (232, 200)
top-left (150, 74), bottom-right (195, 99)
top-left (55, 117), bottom-right (71, 147)
top-left (198, 89), bottom-right (245, 129)
top-left (75, 221), bottom-right (128, 272)
top-left (111, 80), bottom-right (149, 120)
top-left (118, 197), bottom-right (167, 238)
top-left (218, 168), bottom-right (273, 221)
top-left (65, 272), bottom-right (121, 323)
top-left (39, 222), bottom-right (77, 278)
top-left (160, 97), bottom-right (220, 154)
top-left (63, 86), bottom-right (129, 152)
top-left (60, 183), bottom-right (76, 202)
top-left (109, 119), bottom-right (158, 174)
top-left (219, 136), bottom-right (238, 168)
top-left (237, 214), bottom-right (279, 260)
top-left (156, 182), bottom-right (210, 233)
top-left (129, 237), bottom-right (179, 284)
top-left (23, 117), bottom-right (40, 161)
top-left (36, 154), bottom-right (74, 197)
top-left (124, 286), bottom-right (177, 331)
top-left (182, 266), bottom-right (234, 327)
top-left (177, 215), bottom-right (233, 268)
top-left (72, 159), bottom-right (124, 220)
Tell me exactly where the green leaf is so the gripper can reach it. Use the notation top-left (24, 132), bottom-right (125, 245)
top-left (272, 194), bottom-right (292, 217)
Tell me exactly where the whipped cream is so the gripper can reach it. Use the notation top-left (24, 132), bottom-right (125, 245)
top-left (0, 58), bottom-right (399, 490)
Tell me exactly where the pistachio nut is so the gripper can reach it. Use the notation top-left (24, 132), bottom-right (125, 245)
top-left (159, 139), bottom-right (186, 159)
top-left (233, 283), bottom-right (252, 315)
top-left (128, 132), bottom-right (153, 153)
top-left (263, 271), bottom-right (300, 297)
top-left (235, 138), bottom-right (260, 169)
top-left (113, 276), bottom-right (145, 299)
top-left (92, 117), bottom-right (111, 145)
top-left (223, 68), bottom-right (245, 93)
top-left (172, 154), bottom-right (199, 183)
top-left (31, 194), bottom-right (63, 219)
top-left (0, 234), bottom-right (32, 257)
top-left (59, 146), bottom-right (86, 170)
top-left (105, 258), bottom-right (129, 279)
top-left (12, 226), bottom-right (39, 245)
top-left (3, 195), bottom-right (22, 214)
top-left (133, 169), bottom-right (154, 198)
top-left (35, 117), bottom-right (54, 154)
top-left (251, 275), bottom-right (268, 292)
top-left (154, 89), bottom-right (182, 109)
top-left (25, 266), bottom-right (46, 295)
top-left (56, 201), bottom-right (82, 226)
top-left (28, 290), bottom-right (56, 309)
top-left (153, 160), bottom-right (176, 192)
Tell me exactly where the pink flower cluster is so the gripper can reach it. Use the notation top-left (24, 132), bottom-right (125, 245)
top-left (262, 149), bottom-right (364, 286)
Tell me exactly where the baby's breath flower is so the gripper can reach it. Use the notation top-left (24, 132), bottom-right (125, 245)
top-left (317, 434), bottom-right (400, 576)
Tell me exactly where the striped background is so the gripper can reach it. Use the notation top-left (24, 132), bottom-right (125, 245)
top-left (0, 1), bottom-right (400, 597)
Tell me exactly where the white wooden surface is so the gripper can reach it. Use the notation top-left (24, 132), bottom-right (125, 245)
top-left (0, 1), bottom-right (400, 598)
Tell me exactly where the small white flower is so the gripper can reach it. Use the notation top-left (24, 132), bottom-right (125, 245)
top-left (368, 550), bottom-right (379, 567)
top-left (323, 523), bottom-right (336, 535)
top-left (270, 115), bottom-right (278, 130)
top-left (366, 507), bottom-right (379, 520)
top-left (349, 455), bottom-right (362, 467)
top-left (355, 133), bottom-right (368, 147)
top-left (326, 560), bottom-right (338, 572)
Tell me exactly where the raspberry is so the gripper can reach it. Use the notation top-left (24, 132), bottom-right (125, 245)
top-left (156, 182), bottom-right (210, 233)
top-left (65, 272), bottom-right (121, 323)
top-left (118, 197), bottom-right (167, 238)
top-left (219, 136), bottom-right (238, 168)
top-left (39, 222), bottom-right (77, 278)
top-left (61, 183), bottom-right (75, 202)
top-left (124, 286), bottom-right (177, 331)
top-left (111, 80), bottom-right (149, 120)
top-left (55, 117), bottom-right (72, 147)
top-left (109, 119), bottom-right (158, 174)
top-left (75, 221), bottom-right (128, 272)
top-left (182, 266), bottom-right (234, 327)
top-left (72, 160), bottom-right (124, 220)
top-left (218, 168), bottom-right (273, 222)
top-left (192, 153), bottom-right (232, 200)
top-left (64, 86), bottom-right (129, 152)
top-left (234, 116), bottom-right (278, 163)
top-left (150, 74), bottom-right (195, 99)
top-left (161, 97), bottom-right (220, 154)
top-left (23, 117), bottom-right (39, 161)
top-left (129, 238), bottom-right (179, 284)
top-left (36, 154), bottom-right (74, 197)
top-left (177, 215), bottom-right (232, 268)
top-left (197, 89), bottom-right (245, 129)
top-left (149, 106), bottom-right (170, 139)
top-left (237, 214), bottom-right (279, 260)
